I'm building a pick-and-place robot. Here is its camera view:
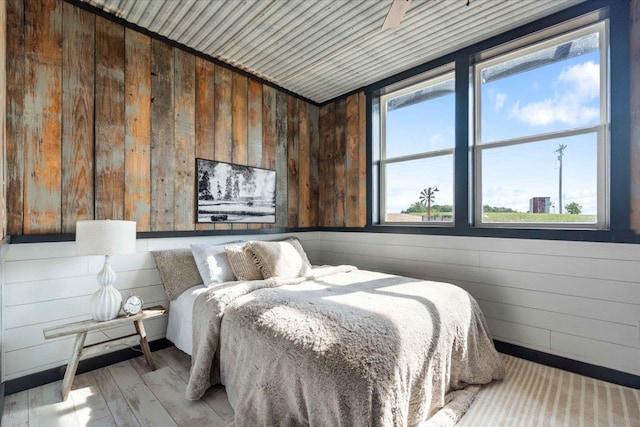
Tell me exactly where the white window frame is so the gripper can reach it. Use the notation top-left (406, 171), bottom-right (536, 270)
top-left (473, 21), bottom-right (609, 229)
top-left (379, 69), bottom-right (456, 225)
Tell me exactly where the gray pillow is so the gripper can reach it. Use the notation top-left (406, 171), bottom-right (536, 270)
top-left (224, 243), bottom-right (264, 281)
top-left (152, 249), bottom-right (203, 300)
top-left (245, 239), bottom-right (312, 279)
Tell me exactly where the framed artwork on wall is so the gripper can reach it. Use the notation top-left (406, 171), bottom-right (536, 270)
top-left (196, 158), bottom-right (276, 223)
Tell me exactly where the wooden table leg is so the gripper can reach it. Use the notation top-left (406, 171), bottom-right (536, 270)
top-left (61, 331), bottom-right (87, 401)
top-left (134, 319), bottom-right (155, 370)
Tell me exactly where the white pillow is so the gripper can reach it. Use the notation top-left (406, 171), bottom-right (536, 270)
top-left (190, 243), bottom-right (239, 286)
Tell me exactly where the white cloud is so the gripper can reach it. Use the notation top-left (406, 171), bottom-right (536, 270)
top-left (482, 186), bottom-right (530, 212)
top-left (429, 133), bottom-right (442, 149)
top-left (495, 93), bottom-right (507, 112)
top-left (509, 61), bottom-right (600, 127)
top-left (558, 61), bottom-right (600, 100)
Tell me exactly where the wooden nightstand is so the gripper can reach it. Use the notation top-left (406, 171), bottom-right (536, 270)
top-left (43, 305), bottom-right (167, 401)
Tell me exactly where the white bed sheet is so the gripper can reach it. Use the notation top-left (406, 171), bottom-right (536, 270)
top-left (167, 285), bottom-right (209, 355)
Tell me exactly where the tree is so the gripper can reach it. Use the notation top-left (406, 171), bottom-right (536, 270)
top-left (432, 204), bottom-right (453, 213)
top-left (483, 205), bottom-right (517, 213)
top-left (198, 171), bottom-right (213, 200)
top-left (402, 203), bottom-right (453, 214)
top-left (565, 202), bottom-right (582, 215)
top-left (224, 175), bottom-right (233, 200)
top-left (402, 202), bottom-right (426, 214)
top-left (216, 181), bottom-right (222, 200)
top-left (233, 177), bottom-right (240, 199)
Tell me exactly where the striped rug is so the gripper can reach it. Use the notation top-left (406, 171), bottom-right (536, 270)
top-left (458, 354), bottom-right (640, 426)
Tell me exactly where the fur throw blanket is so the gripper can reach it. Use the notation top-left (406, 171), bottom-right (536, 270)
top-left (186, 266), bottom-right (504, 426)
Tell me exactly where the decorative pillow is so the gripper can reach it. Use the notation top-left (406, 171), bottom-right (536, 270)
top-left (224, 243), bottom-right (263, 281)
top-left (245, 239), bottom-right (312, 279)
top-left (152, 249), bottom-right (203, 300)
top-left (277, 237), bottom-right (312, 267)
top-left (190, 242), bottom-right (240, 286)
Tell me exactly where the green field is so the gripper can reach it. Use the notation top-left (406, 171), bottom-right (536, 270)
top-left (389, 212), bottom-right (596, 223)
top-left (483, 212), bottom-right (596, 223)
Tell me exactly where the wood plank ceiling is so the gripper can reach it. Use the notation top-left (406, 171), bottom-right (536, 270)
top-left (81, 0), bottom-right (586, 103)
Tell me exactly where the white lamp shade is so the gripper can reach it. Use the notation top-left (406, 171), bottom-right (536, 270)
top-left (76, 220), bottom-right (137, 256)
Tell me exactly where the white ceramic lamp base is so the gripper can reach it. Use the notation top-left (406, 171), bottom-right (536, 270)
top-left (91, 255), bottom-right (122, 321)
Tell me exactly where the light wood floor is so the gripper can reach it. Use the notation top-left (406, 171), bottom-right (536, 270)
top-left (1, 347), bottom-right (234, 427)
top-left (3, 348), bottom-right (640, 426)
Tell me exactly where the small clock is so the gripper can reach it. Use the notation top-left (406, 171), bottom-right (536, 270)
top-left (123, 294), bottom-right (143, 316)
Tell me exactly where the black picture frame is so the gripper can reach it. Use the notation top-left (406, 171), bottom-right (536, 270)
top-left (196, 158), bottom-right (276, 223)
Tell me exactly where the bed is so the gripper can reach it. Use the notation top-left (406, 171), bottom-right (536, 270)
top-left (155, 240), bottom-right (504, 426)
top-left (166, 284), bottom-right (206, 355)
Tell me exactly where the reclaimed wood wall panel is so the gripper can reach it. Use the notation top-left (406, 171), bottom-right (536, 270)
top-left (61, 4), bottom-right (94, 233)
top-left (195, 59), bottom-right (216, 231)
top-left (262, 85), bottom-right (277, 229)
top-left (195, 59), bottom-right (216, 160)
top-left (124, 29), bottom-right (152, 232)
top-left (23, 0), bottom-right (62, 234)
top-left (309, 105), bottom-right (320, 227)
top-left (173, 50), bottom-right (196, 231)
top-left (275, 91), bottom-right (289, 228)
top-left (248, 81), bottom-right (263, 169)
top-left (319, 103), bottom-right (336, 227)
top-left (150, 40), bottom-right (175, 231)
top-left (232, 72), bottom-right (248, 231)
top-left (5, 0), bottom-right (320, 235)
top-left (325, 104), bottom-right (337, 228)
top-left (213, 66), bottom-right (233, 231)
top-left (318, 92), bottom-right (367, 228)
top-left (357, 92), bottom-right (367, 227)
top-left (6, 0), bottom-right (24, 236)
top-left (287, 96), bottom-right (300, 227)
top-left (333, 98), bottom-right (347, 227)
top-left (262, 86), bottom-right (277, 172)
top-left (0, 0), bottom-right (6, 239)
top-left (247, 80), bottom-right (263, 230)
top-left (317, 106), bottom-right (328, 226)
top-left (298, 101), bottom-right (311, 227)
top-left (95, 16), bottom-right (125, 221)
top-left (345, 93), bottom-right (360, 228)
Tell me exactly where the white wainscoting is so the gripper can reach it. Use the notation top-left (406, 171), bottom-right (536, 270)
top-left (315, 232), bottom-right (640, 376)
top-left (2, 230), bottom-right (639, 381)
top-left (0, 233), bottom-right (320, 382)
top-left (0, 243), bottom-right (7, 384)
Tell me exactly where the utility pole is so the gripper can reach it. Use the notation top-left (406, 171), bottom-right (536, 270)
top-left (555, 144), bottom-right (567, 214)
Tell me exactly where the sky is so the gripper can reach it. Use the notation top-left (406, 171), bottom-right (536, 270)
top-left (384, 37), bottom-right (601, 219)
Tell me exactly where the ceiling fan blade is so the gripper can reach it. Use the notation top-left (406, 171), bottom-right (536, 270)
top-left (382, 0), bottom-right (412, 30)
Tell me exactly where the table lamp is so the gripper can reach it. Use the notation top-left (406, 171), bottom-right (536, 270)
top-left (76, 220), bottom-right (137, 321)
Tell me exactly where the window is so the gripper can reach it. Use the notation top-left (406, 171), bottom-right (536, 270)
top-left (474, 22), bottom-right (608, 228)
top-left (372, 5), bottom-right (624, 237)
top-left (380, 70), bottom-right (455, 224)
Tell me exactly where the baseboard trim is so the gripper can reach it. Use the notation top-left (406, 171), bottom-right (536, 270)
top-left (0, 382), bottom-right (5, 419)
top-left (3, 338), bottom-right (173, 396)
top-left (494, 340), bottom-right (640, 389)
top-left (4, 338), bottom-right (638, 397)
